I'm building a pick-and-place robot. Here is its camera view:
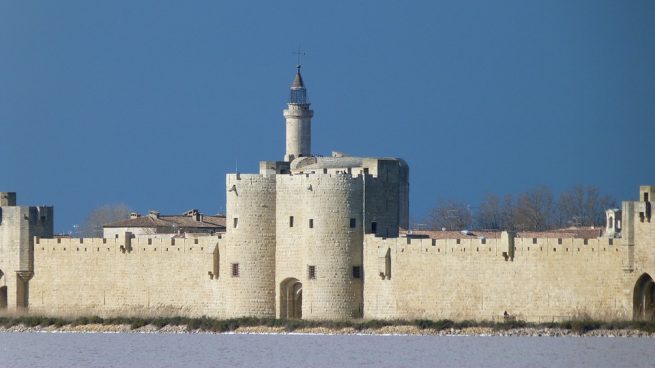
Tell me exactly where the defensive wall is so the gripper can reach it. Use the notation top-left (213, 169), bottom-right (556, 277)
top-left (28, 235), bottom-right (224, 317)
top-left (364, 233), bottom-right (633, 323)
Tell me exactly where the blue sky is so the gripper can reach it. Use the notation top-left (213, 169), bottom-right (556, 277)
top-left (2, 1), bottom-right (654, 233)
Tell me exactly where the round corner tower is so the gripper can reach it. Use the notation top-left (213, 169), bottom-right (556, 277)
top-left (284, 66), bottom-right (314, 162)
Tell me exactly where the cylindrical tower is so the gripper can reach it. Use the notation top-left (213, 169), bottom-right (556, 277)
top-left (276, 173), bottom-right (363, 320)
top-left (303, 173), bottom-right (363, 320)
top-left (284, 66), bottom-right (314, 162)
top-left (223, 174), bottom-right (277, 318)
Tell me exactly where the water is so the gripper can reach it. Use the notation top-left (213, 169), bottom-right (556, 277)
top-left (0, 333), bottom-right (653, 368)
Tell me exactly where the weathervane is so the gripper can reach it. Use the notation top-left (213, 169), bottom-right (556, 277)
top-left (293, 46), bottom-right (306, 69)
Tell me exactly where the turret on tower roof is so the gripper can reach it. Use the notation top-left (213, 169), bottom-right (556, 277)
top-left (289, 65), bottom-right (309, 105)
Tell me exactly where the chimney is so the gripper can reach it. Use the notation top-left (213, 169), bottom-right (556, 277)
top-left (130, 212), bottom-right (141, 219)
top-left (148, 210), bottom-right (160, 219)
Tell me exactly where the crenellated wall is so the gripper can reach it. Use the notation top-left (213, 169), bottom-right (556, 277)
top-left (364, 234), bottom-right (632, 322)
top-left (29, 236), bottom-right (224, 317)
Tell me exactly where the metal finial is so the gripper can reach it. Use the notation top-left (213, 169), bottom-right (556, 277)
top-left (293, 46), bottom-right (306, 68)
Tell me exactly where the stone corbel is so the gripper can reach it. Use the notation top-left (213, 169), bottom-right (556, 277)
top-left (16, 271), bottom-right (34, 282)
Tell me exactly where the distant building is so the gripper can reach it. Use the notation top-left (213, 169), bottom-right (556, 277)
top-left (103, 209), bottom-right (225, 239)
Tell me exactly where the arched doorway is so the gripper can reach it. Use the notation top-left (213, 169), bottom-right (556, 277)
top-left (280, 278), bottom-right (302, 319)
top-left (633, 273), bottom-right (655, 320)
top-left (0, 269), bottom-right (6, 310)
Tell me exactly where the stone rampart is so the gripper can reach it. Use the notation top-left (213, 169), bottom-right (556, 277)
top-left (29, 236), bottom-right (223, 317)
top-left (364, 234), bottom-right (631, 322)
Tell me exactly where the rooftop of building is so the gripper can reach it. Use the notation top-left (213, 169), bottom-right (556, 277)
top-left (404, 226), bottom-right (603, 240)
top-left (104, 210), bottom-right (226, 231)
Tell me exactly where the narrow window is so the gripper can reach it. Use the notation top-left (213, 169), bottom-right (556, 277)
top-left (309, 219), bottom-right (314, 228)
top-left (231, 263), bottom-right (239, 277)
top-left (371, 221), bottom-right (377, 233)
top-left (233, 217), bottom-right (238, 228)
top-left (609, 217), bottom-right (614, 229)
top-left (350, 218), bottom-right (356, 228)
top-left (558, 238), bottom-right (562, 245)
top-left (609, 238), bottom-right (614, 245)
top-left (308, 265), bottom-right (316, 279)
top-left (645, 193), bottom-right (650, 202)
top-left (289, 216), bottom-right (294, 227)
top-left (352, 266), bottom-right (361, 279)
top-left (148, 238), bottom-right (152, 245)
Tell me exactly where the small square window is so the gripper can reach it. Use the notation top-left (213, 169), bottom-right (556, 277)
top-left (289, 216), bottom-right (294, 227)
top-left (308, 265), bottom-right (316, 279)
top-left (309, 219), bottom-right (314, 228)
top-left (532, 238), bottom-right (537, 244)
top-left (350, 218), bottom-right (356, 228)
top-left (352, 266), bottom-right (361, 279)
top-left (558, 238), bottom-right (562, 245)
top-left (231, 263), bottom-right (240, 277)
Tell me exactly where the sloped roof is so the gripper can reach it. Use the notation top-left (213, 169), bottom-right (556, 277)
top-left (406, 230), bottom-right (502, 239)
top-left (104, 213), bottom-right (226, 231)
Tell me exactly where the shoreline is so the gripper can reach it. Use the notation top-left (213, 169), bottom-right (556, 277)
top-left (1, 323), bottom-right (653, 337)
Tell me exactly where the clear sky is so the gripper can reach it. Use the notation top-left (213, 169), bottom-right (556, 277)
top-left (2, 1), bottom-right (654, 233)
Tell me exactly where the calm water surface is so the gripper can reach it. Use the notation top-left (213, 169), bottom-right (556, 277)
top-left (0, 332), bottom-right (653, 368)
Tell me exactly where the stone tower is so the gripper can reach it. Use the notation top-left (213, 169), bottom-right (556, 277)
top-left (284, 66), bottom-right (314, 162)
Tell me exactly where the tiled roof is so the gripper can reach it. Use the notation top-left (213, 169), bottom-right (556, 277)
top-left (406, 227), bottom-right (602, 240)
top-left (517, 227), bottom-right (602, 239)
top-left (104, 213), bottom-right (226, 231)
top-left (406, 230), bottom-right (502, 239)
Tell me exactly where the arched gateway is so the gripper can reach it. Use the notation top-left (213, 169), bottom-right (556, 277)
top-left (633, 273), bottom-right (655, 320)
top-left (280, 278), bottom-right (302, 319)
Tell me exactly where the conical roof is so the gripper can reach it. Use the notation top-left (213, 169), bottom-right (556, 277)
top-left (291, 66), bottom-right (304, 88)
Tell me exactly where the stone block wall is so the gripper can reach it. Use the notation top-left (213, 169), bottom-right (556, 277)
top-left (364, 234), bottom-right (631, 322)
top-left (223, 174), bottom-right (277, 318)
top-left (29, 236), bottom-right (223, 317)
top-left (276, 173), bottom-right (363, 320)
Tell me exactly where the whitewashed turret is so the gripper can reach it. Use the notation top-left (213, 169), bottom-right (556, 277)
top-left (284, 66), bottom-right (314, 162)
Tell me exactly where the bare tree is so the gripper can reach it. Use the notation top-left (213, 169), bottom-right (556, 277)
top-left (425, 200), bottom-right (473, 231)
top-left (476, 193), bottom-right (503, 230)
top-left (559, 186), bottom-right (616, 227)
top-left (513, 186), bottom-right (556, 231)
top-left (80, 203), bottom-right (132, 237)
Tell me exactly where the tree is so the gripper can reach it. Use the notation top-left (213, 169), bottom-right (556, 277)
top-left (513, 186), bottom-right (556, 231)
top-left (80, 203), bottom-right (132, 237)
top-left (559, 186), bottom-right (616, 227)
top-left (476, 193), bottom-right (502, 230)
top-left (425, 200), bottom-right (473, 231)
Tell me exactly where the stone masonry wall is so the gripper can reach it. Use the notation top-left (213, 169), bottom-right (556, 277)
top-left (223, 174), bottom-right (277, 318)
top-left (364, 234), bottom-right (631, 322)
top-left (276, 173), bottom-right (363, 320)
top-left (29, 236), bottom-right (224, 317)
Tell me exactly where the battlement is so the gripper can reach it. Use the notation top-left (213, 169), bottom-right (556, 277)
top-left (35, 236), bottom-right (219, 256)
top-left (368, 233), bottom-right (621, 260)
